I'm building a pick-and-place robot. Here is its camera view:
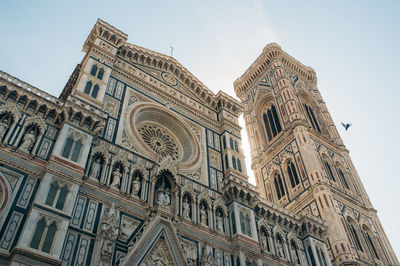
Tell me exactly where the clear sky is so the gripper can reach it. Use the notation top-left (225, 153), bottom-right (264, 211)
top-left (1, 0), bottom-right (399, 257)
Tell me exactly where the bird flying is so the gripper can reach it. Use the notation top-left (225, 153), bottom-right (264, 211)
top-left (341, 122), bottom-right (352, 131)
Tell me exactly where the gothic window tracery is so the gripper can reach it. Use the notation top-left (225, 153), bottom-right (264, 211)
top-left (239, 209), bottom-right (252, 237)
top-left (323, 159), bottom-right (336, 182)
top-left (336, 166), bottom-right (350, 190)
top-left (237, 159), bottom-right (242, 172)
top-left (138, 124), bottom-right (180, 160)
top-left (273, 173), bottom-right (286, 200)
top-left (362, 225), bottom-right (380, 260)
top-left (232, 156), bottom-right (237, 170)
top-left (346, 217), bottom-right (364, 252)
top-left (286, 161), bottom-right (300, 188)
top-left (30, 217), bottom-right (58, 254)
top-left (263, 105), bottom-right (282, 142)
top-left (304, 104), bottom-right (321, 133)
top-left (45, 181), bottom-right (69, 211)
top-left (61, 131), bottom-right (84, 163)
top-left (84, 81), bottom-right (100, 99)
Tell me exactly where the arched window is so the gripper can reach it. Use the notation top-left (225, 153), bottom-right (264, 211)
top-left (245, 214), bottom-right (252, 237)
top-left (91, 84), bottom-right (99, 98)
top-left (237, 159), bottom-right (242, 172)
top-left (30, 218), bottom-right (46, 249)
top-left (223, 136), bottom-right (226, 149)
top-left (337, 168), bottom-right (350, 190)
top-left (230, 137), bottom-right (234, 149)
top-left (263, 105), bottom-right (282, 142)
top-left (324, 160), bottom-right (336, 182)
top-left (61, 131), bottom-right (84, 163)
top-left (348, 222), bottom-right (363, 252)
top-left (90, 64), bottom-right (98, 76)
top-left (225, 154), bottom-right (229, 170)
top-left (97, 68), bottom-right (104, 80)
top-left (83, 81), bottom-right (99, 98)
top-left (45, 182), bottom-right (69, 211)
top-left (287, 161), bottom-right (300, 188)
top-left (365, 231), bottom-right (380, 259)
top-left (274, 173), bottom-right (286, 200)
top-left (240, 210), bottom-right (252, 237)
top-left (234, 140), bottom-right (239, 152)
top-left (45, 182), bottom-right (59, 206)
top-left (30, 218), bottom-right (57, 253)
top-left (84, 81), bottom-right (92, 95)
top-left (304, 104), bottom-right (321, 133)
top-left (42, 222), bottom-right (57, 253)
top-left (232, 156), bottom-right (237, 170)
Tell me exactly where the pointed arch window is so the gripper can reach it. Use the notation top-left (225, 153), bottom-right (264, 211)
top-left (91, 84), bottom-right (99, 98)
top-left (237, 159), bottom-right (242, 172)
top-left (30, 218), bottom-right (58, 253)
top-left (234, 140), bottom-right (239, 152)
top-left (274, 173), bottom-right (286, 200)
top-left (263, 105), bottom-right (282, 142)
top-left (348, 223), bottom-right (363, 252)
top-left (45, 181), bottom-right (69, 211)
top-left (324, 160), bottom-right (336, 182)
top-left (223, 136), bottom-right (227, 149)
top-left (90, 64), bottom-right (98, 76)
top-left (97, 68), bottom-right (104, 80)
top-left (225, 154), bottom-right (229, 170)
top-left (239, 209), bottom-right (252, 237)
top-left (365, 231), bottom-right (380, 259)
top-left (230, 137), bottom-right (234, 149)
top-left (304, 104), bottom-right (321, 133)
top-left (61, 131), bottom-right (84, 163)
top-left (83, 81), bottom-right (99, 99)
top-left (287, 161), bottom-right (300, 188)
top-left (337, 168), bottom-right (350, 190)
top-left (232, 156), bottom-right (237, 170)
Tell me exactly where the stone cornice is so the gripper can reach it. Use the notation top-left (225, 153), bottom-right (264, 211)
top-left (234, 43), bottom-right (317, 98)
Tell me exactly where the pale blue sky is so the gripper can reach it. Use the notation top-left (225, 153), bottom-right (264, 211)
top-left (1, 0), bottom-right (399, 256)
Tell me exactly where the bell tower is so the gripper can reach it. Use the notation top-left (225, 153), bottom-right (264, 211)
top-left (234, 44), bottom-right (399, 265)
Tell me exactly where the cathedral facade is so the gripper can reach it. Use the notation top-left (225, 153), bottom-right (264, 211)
top-left (0, 19), bottom-right (397, 266)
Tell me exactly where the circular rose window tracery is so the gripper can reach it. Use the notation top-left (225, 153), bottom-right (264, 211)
top-left (138, 124), bottom-right (180, 160)
top-left (128, 103), bottom-right (201, 169)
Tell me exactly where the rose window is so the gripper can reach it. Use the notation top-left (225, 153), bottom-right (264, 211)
top-left (138, 124), bottom-right (180, 160)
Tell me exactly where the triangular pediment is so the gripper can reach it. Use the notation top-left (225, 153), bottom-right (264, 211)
top-left (122, 217), bottom-right (186, 265)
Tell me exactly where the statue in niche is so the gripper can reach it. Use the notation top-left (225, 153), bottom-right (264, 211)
top-left (216, 211), bottom-right (224, 232)
top-left (156, 176), bottom-right (171, 206)
top-left (0, 116), bottom-right (10, 140)
top-left (163, 188), bottom-right (170, 205)
top-left (110, 167), bottom-right (122, 190)
top-left (89, 157), bottom-right (102, 180)
top-left (19, 127), bottom-right (37, 152)
top-left (131, 175), bottom-right (141, 199)
top-left (183, 197), bottom-right (191, 220)
top-left (200, 204), bottom-right (208, 226)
